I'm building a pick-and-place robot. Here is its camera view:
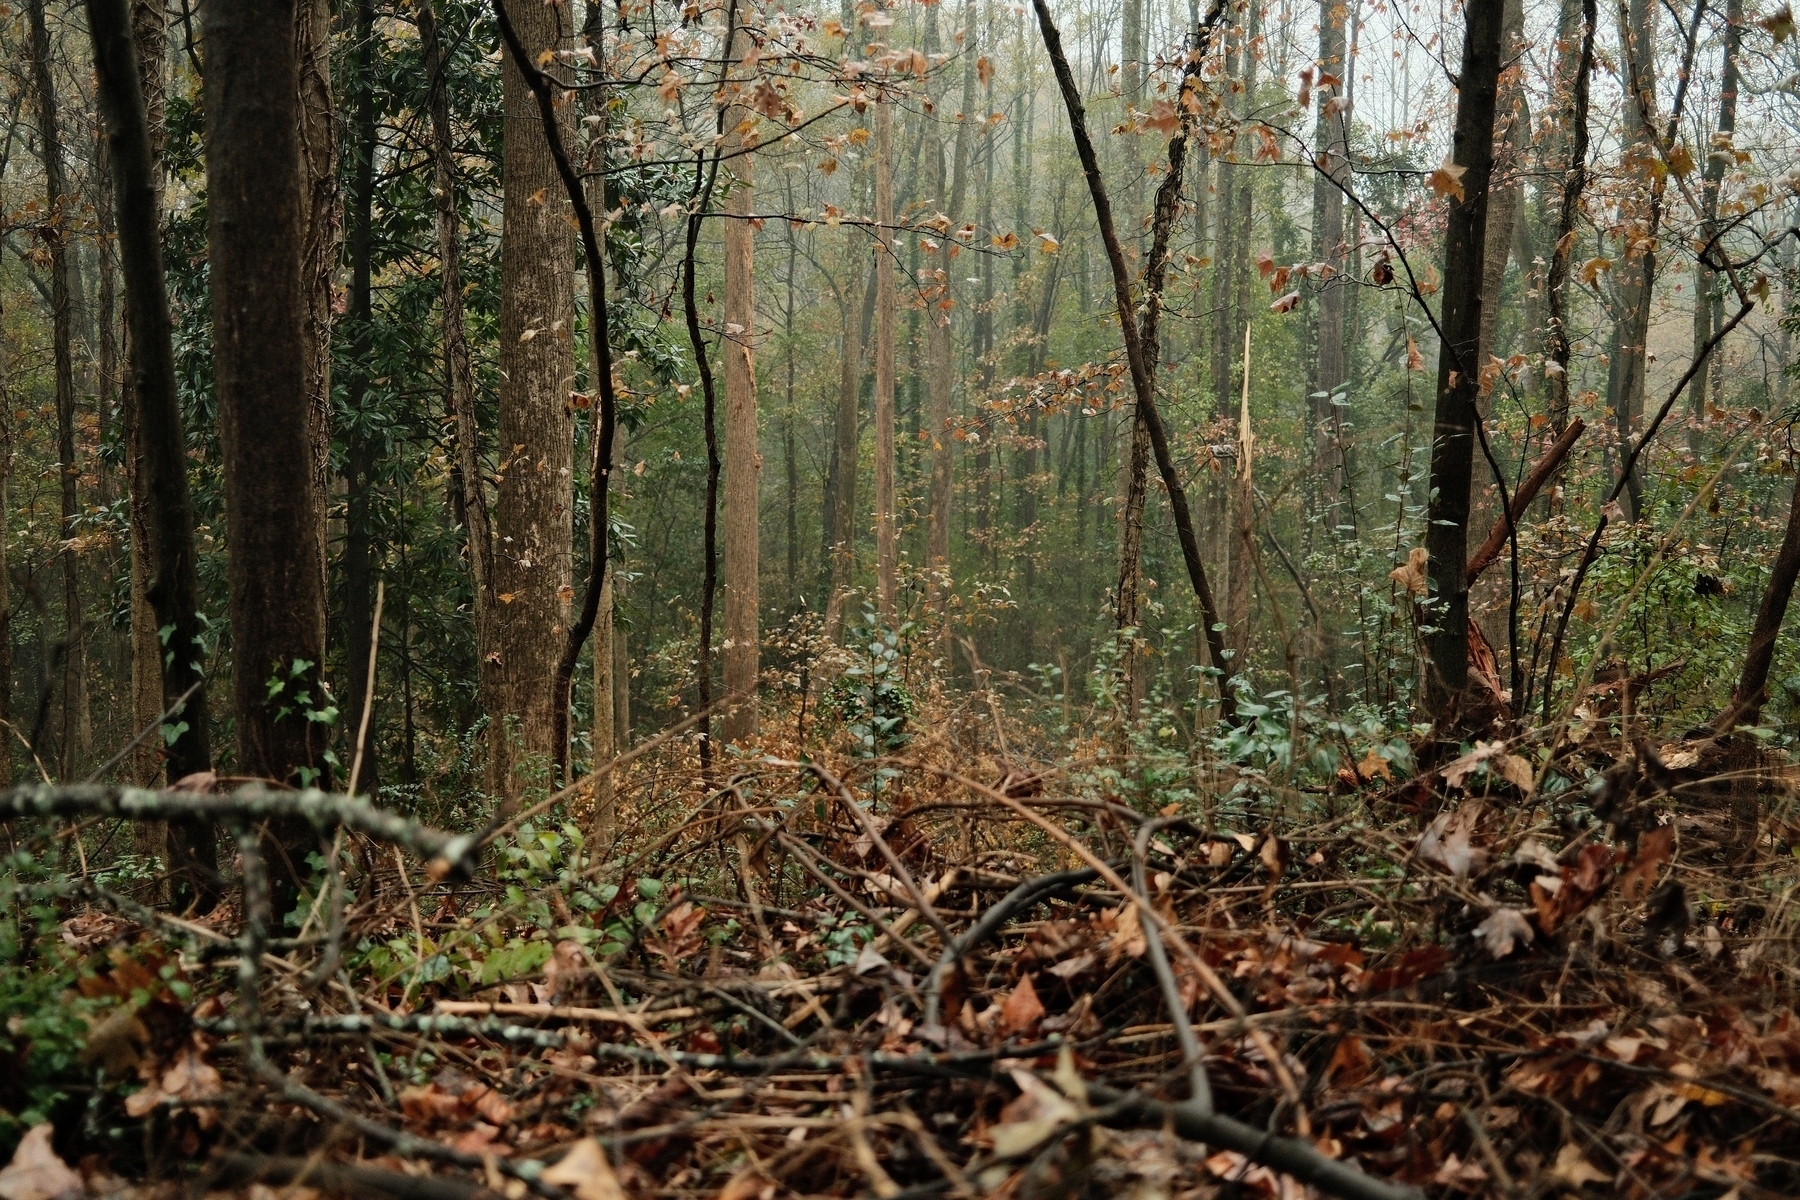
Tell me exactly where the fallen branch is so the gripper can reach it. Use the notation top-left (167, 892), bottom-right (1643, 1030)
top-left (209, 1154), bottom-right (502, 1200)
top-left (0, 784), bottom-right (477, 875)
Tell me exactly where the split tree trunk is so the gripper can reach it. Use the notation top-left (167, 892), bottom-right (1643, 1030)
top-left (205, 0), bottom-right (332, 914)
top-left (721, 15), bottom-right (761, 743)
top-left (492, 0), bottom-right (575, 799)
top-left (1422, 0), bottom-right (1505, 715)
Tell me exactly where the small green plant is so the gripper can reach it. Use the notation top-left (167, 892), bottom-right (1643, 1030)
top-left (825, 608), bottom-right (918, 758)
top-left (265, 656), bottom-right (341, 787)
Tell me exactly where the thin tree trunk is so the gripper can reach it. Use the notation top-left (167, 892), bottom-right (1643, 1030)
top-left (205, 0), bottom-right (331, 915)
top-left (873, 94), bottom-right (898, 625)
top-left (91, 0), bottom-right (218, 906)
top-left (1423, 0), bottom-right (1505, 715)
top-left (27, 0), bottom-right (90, 780)
top-left (492, 0), bottom-right (575, 799)
top-left (1476, 0), bottom-right (1526, 368)
top-left (123, 0), bottom-right (167, 876)
top-left (721, 14), bottom-right (760, 743)
top-left (682, 146), bottom-right (722, 773)
top-left (1541, 0), bottom-right (1595, 464)
top-left (1691, 0), bottom-right (1740, 442)
top-left (419, 0), bottom-right (498, 778)
top-left (341, 0), bottom-right (381, 798)
top-left (1229, 326), bottom-right (1255, 679)
top-left (297, 0), bottom-right (336, 594)
top-left (925, 0), bottom-right (977, 651)
top-left (1607, 0), bottom-right (1656, 519)
top-left (1311, 0), bottom-right (1350, 530)
top-left (1033, 0), bottom-right (1234, 718)
top-left (820, 226), bottom-right (864, 645)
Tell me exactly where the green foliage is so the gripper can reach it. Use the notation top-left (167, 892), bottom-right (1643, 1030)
top-left (825, 609), bottom-right (919, 758)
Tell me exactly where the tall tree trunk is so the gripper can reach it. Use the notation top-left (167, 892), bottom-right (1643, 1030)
top-left (91, 0), bottom-right (218, 907)
top-left (925, 0), bottom-right (977, 651)
top-left (1475, 0), bottom-right (1526, 368)
top-left (1690, 0), bottom-right (1740, 441)
top-left (821, 227), bottom-right (865, 644)
top-left (873, 92), bottom-right (899, 625)
top-left (1311, 0), bottom-right (1350, 530)
top-left (1033, 0), bottom-right (1234, 718)
top-left (342, 0), bottom-right (381, 798)
top-left (297, 0), bottom-right (336, 595)
top-left (1228, 326), bottom-right (1254, 679)
top-left (1541, 0), bottom-right (1595, 464)
top-left (493, 0), bottom-right (575, 798)
top-left (205, 0), bottom-right (331, 915)
top-left (27, 0), bottom-right (91, 779)
top-left (125, 0), bottom-right (168, 799)
top-left (721, 15), bottom-right (760, 743)
top-left (1607, 0), bottom-right (1656, 519)
top-left (1423, 0), bottom-right (1505, 715)
top-left (419, 0), bottom-right (498, 778)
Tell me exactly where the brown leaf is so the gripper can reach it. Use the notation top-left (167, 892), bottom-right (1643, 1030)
top-left (1760, 4), bottom-right (1795, 42)
top-left (1355, 749), bottom-right (1392, 782)
top-left (999, 974), bottom-right (1046, 1035)
top-left (1473, 907), bottom-right (1535, 958)
top-left (1389, 546), bottom-right (1429, 596)
top-left (1621, 824), bottom-right (1675, 903)
top-left (1428, 160), bottom-right (1467, 201)
top-left (541, 1138), bottom-right (625, 1200)
top-left (0, 1127), bottom-right (82, 1200)
top-left (1405, 335), bottom-right (1425, 370)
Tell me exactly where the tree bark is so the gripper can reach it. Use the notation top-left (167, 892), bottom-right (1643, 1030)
top-left (1690, 0), bottom-right (1740, 441)
top-left (1310, 0), bottom-right (1350, 531)
top-left (873, 93), bottom-right (898, 626)
top-left (91, 0), bottom-right (220, 905)
top-left (418, 0), bottom-right (498, 779)
top-left (205, 0), bottom-right (332, 914)
top-left (1541, 0), bottom-right (1595, 461)
top-left (493, 0), bottom-right (575, 798)
top-left (296, 0), bottom-right (336, 593)
top-left (721, 15), bottom-right (760, 743)
top-left (925, 0), bottom-right (977, 651)
top-left (1475, 0), bottom-right (1526, 368)
top-left (1606, 0), bottom-right (1656, 519)
top-left (820, 227), bottom-right (866, 645)
top-left (1422, 0), bottom-right (1505, 715)
top-left (124, 0), bottom-right (167, 800)
top-left (342, 0), bottom-right (381, 799)
top-left (27, 0), bottom-right (91, 780)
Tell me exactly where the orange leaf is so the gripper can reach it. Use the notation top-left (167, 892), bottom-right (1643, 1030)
top-left (999, 974), bottom-right (1045, 1034)
top-left (1428, 160), bottom-right (1467, 201)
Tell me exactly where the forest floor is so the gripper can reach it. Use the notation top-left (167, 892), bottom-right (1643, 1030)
top-left (5, 674), bottom-right (1800, 1200)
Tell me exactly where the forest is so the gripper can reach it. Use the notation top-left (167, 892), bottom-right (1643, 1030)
top-left (2, 0), bottom-right (1800, 1194)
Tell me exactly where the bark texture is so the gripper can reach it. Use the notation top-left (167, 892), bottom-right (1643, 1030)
top-left (1423, 0), bottom-right (1505, 714)
top-left (721, 17), bottom-right (760, 743)
top-left (204, 0), bottom-right (332, 911)
top-left (872, 97), bottom-right (898, 625)
top-left (493, 0), bottom-right (576, 795)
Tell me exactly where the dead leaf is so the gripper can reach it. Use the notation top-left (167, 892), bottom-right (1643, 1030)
top-left (1355, 749), bottom-right (1392, 782)
top-left (1269, 290), bottom-right (1302, 314)
top-left (1473, 907), bottom-right (1535, 958)
top-left (1419, 801), bottom-right (1488, 878)
top-left (1621, 824), bottom-right (1674, 903)
top-left (0, 1126), bottom-right (83, 1200)
top-left (999, 974), bottom-right (1046, 1035)
top-left (1109, 903), bottom-right (1147, 959)
top-left (1390, 546), bottom-right (1429, 596)
top-left (1760, 4), bottom-right (1795, 42)
top-left (1428, 160), bottom-right (1467, 201)
top-left (1498, 754), bottom-right (1536, 795)
top-left (1667, 144), bottom-right (1696, 178)
top-left (1406, 335), bottom-right (1425, 370)
top-left (541, 1138), bottom-right (626, 1200)
top-left (1549, 1143), bottom-right (1610, 1187)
